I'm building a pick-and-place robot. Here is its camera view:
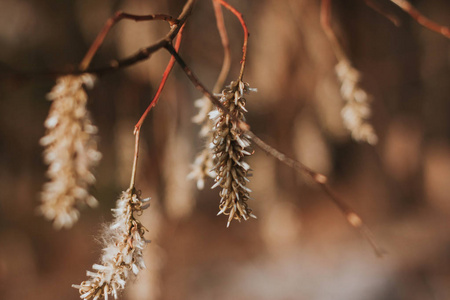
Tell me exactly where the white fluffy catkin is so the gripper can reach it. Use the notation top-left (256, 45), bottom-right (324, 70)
top-left (336, 60), bottom-right (378, 145)
top-left (73, 189), bottom-right (149, 300)
top-left (188, 96), bottom-right (216, 190)
top-left (39, 74), bottom-right (101, 229)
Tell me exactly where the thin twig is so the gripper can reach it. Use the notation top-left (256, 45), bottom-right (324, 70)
top-left (165, 44), bottom-right (249, 132)
top-left (363, 0), bottom-right (401, 27)
top-left (130, 24), bottom-right (186, 190)
top-left (129, 128), bottom-right (141, 190)
top-left (390, 0), bottom-right (450, 39)
top-left (217, 0), bottom-right (249, 81)
top-left (79, 12), bottom-right (178, 71)
top-left (248, 133), bottom-right (385, 257)
top-left (212, 0), bottom-right (232, 92)
top-left (134, 25), bottom-right (185, 132)
top-left (78, 0), bottom-right (196, 75)
top-left (320, 0), bottom-right (347, 62)
top-left (122, 0), bottom-right (195, 191)
top-left (166, 44), bottom-right (384, 256)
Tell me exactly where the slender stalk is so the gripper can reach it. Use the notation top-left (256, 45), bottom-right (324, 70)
top-left (390, 0), bottom-right (450, 39)
top-left (217, 0), bottom-right (249, 81)
top-left (134, 25), bottom-right (185, 132)
top-left (79, 12), bottom-right (177, 71)
top-left (124, 0), bottom-right (195, 191)
top-left (248, 132), bottom-right (385, 257)
top-left (320, 0), bottom-right (346, 62)
top-left (129, 128), bottom-right (141, 190)
top-left (77, 0), bottom-right (195, 75)
top-left (363, 0), bottom-right (401, 27)
top-left (212, 0), bottom-right (231, 92)
top-left (130, 24), bottom-right (186, 190)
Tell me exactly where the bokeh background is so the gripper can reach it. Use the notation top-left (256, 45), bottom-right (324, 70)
top-left (1, 0), bottom-right (450, 299)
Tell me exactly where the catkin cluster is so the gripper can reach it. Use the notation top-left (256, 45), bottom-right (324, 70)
top-left (209, 80), bottom-right (256, 227)
top-left (188, 97), bottom-right (216, 190)
top-left (336, 60), bottom-right (378, 145)
top-left (39, 74), bottom-right (101, 229)
top-left (73, 189), bottom-right (149, 300)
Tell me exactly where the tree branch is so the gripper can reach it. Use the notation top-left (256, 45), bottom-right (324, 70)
top-left (134, 25), bottom-right (185, 133)
top-left (320, 0), bottom-right (347, 62)
top-left (390, 0), bottom-right (450, 39)
top-left (166, 44), bottom-right (385, 256)
top-left (217, 0), bottom-right (249, 81)
top-left (79, 12), bottom-right (178, 71)
top-left (363, 0), bottom-right (401, 27)
top-left (78, 0), bottom-right (196, 76)
top-left (212, 0), bottom-right (232, 92)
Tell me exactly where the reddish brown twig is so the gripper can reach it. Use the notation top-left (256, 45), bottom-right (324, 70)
top-left (390, 0), bottom-right (450, 39)
top-left (364, 0), bottom-right (401, 27)
top-left (217, 0), bottom-right (249, 81)
top-left (116, 0), bottom-right (195, 190)
top-left (212, 0), bottom-right (231, 92)
top-left (166, 44), bottom-right (384, 256)
top-left (129, 24), bottom-right (185, 190)
top-left (129, 126), bottom-right (141, 190)
top-left (248, 133), bottom-right (385, 257)
top-left (134, 25), bottom-right (185, 133)
top-left (79, 12), bottom-right (178, 71)
top-left (77, 0), bottom-right (195, 76)
top-left (165, 44), bottom-right (249, 132)
top-left (320, 0), bottom-right (346, 62)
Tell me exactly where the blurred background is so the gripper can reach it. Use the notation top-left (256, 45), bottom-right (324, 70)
top-left (1, 0), bottom-right (450, 299)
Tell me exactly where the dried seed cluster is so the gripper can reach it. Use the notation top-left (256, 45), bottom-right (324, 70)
top-left (39, 74), bottom-right (101, 229)
top-left (336, 60), bottom-right (378, 145)
top-left (73, 189), bottom-right (149, 300)
top-left (210, 80), bottom-right (256, 227)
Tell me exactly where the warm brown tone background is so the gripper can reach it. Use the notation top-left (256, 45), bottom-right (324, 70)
top-left (1, 0), bottom-right (450, 299)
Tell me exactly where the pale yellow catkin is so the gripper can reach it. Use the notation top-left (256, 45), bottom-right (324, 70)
top-left (39, 74), bottom-right (101, 229)
top-left (73, 189), bottom-right (149, 300)
top-left (336, 60), bottom-right (378, 145)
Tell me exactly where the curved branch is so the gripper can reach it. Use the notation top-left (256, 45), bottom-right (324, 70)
top-left (212, 0), bottom-right (231, 92)
top-left (79, 0), bottom-right (196, 75)
top-left (363, 0), bottom-right (401, 27)
top-left (134, 24), bottom-right (185, 132)
top-left (320, 0), bottom-right (346, 62)
top-left (390, 0), bottom-right (450, 39)
top-left (217, 0), bottom-right (249, 81)
top-left (79, 12), bottom-right (178, 71)
top-left (166, 44), bottom-right (384, 256)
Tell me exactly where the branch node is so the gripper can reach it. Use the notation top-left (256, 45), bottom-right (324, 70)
top-left (314, 174), bottom-right (328, 184)
top-left (110, 60), bottom-right (119, 68)
top-left (347, 212), bottom-right (363, 228)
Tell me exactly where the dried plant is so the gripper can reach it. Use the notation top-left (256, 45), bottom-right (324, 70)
top-left (210, 80), bottom-right (257, 227)
top-left (336, 60), bottom-right (378, 145)
top-left (39, 74), bottom-right (101, 229)
top-left (320, 0), bottom-right (378, 145)
top-left (73, 188), bottom-right (149, 300)
top-left (188, 97), bottom-right (216, 190)
top-left (23, 0), bottom-right (448, 297)
top-left (188, 0), bottom-right (232, 191)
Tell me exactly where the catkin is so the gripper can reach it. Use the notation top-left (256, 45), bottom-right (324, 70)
top-left (39, 74), bottom-right (101, 229)
top-left (336, 60), bottom-right (378, 145)
top-left (188, 96), bottom-right (216, 190)
top-left (73, 189), bottom-right (149, 300)
top-left (210, 80), bottom-right (256, 227)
